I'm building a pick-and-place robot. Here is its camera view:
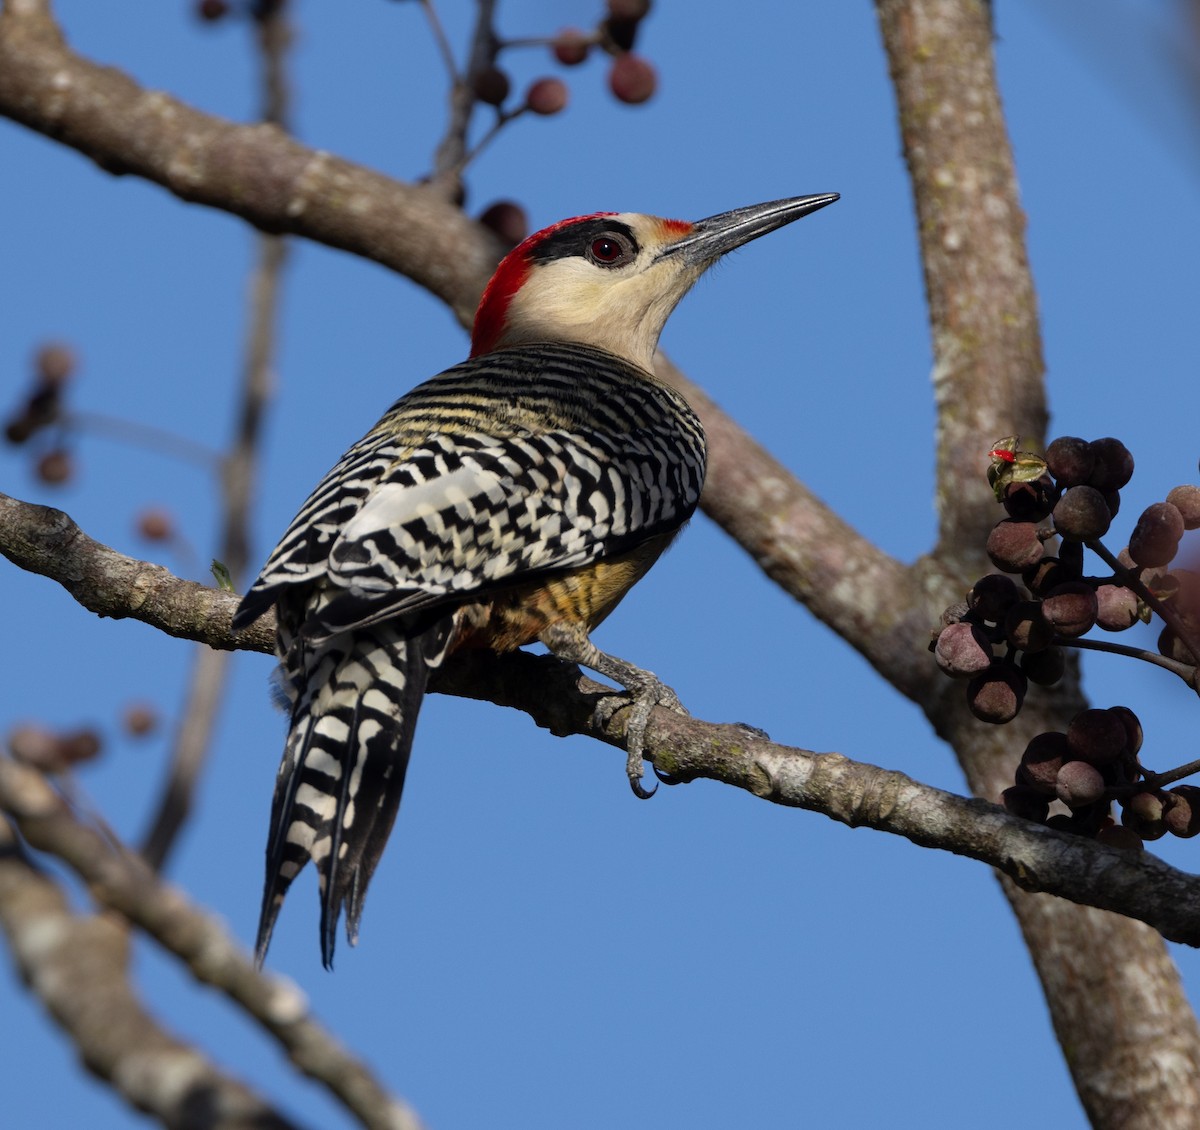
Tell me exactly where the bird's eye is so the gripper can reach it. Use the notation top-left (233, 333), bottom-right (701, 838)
top-left (588, 234), bottom-right (629, 266)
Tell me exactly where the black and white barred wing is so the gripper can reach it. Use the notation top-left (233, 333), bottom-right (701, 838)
top-left (235, 410), bottom-right (704, 641)
top-left (307, 422), bottom-right (705, 637)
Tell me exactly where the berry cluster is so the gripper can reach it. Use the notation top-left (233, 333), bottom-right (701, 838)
top-left (931, 435), bottom-right (1200, 848)
top-left (1001, 705), bottom-right (1200, 847)
top-left (4, 342), bottom-right (78, 486)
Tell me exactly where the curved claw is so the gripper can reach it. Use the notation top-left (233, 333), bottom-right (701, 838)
top-left (652, 763), bottom-right (682, 786)
top-left (628, 772), bottom-right (658, 800)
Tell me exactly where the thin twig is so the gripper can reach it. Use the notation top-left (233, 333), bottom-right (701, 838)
top-left (1088, 538), bottom-right (1200, 669)
top-left (65, 410), bottom-right (221, 470)
top-left (1057, 635), bottom-right (1196, 682)
top-left (430, 0), bottom-right (498, 193)
top-left (417, 0), bottom-right (459, 83)
top-left (140, 5), bottom-right (291, 872)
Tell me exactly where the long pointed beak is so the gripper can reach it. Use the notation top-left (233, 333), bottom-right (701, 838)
top-left (657, 193), bottom-right (839, 266)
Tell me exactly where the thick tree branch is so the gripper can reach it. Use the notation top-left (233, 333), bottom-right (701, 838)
top-left (0, 817), bottom-right (302, 1130)
top-left (875, 3), bottom-right (1200, 1125)
top-left (6, 491), bottom-right (1200, 946)
top-left (0, 0), bottom-right (503, 328)
top-left (877, 0), bottom-right (1047, 563)
top-left (0, 764), bottom-right (424, 1130)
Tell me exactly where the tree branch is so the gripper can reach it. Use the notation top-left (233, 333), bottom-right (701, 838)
top-left (0, 763), bottom-right (425, 1130)
top-left (6, 490), bottom-right (1200, 947)
top-left (0, 0), bottom-right (503, 328)
top-left (875, 3), bottom-right (1200, 1124)
top-left (0, 817), bottom-right (303, 1130)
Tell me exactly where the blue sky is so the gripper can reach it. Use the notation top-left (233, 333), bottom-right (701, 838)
top-left (3, 2), bottom-right (1199, 1127)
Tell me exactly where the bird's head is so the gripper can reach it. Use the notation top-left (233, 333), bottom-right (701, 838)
top-left (471, 194), bottom-right (839, 370)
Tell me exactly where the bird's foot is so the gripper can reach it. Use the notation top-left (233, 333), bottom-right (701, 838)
top-left (594, 673), bottom-right (687, 799)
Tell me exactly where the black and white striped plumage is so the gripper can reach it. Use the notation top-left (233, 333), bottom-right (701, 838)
top-left (234, 343), bottom-right (705, 966)
top-left (234, 196), bottom-right (837, 966)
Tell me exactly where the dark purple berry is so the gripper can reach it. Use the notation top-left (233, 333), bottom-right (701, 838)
top-left (1053, 485), bottom-right (1110, 542)
top-left (1041, 581), bottom-right (1098, 638)
top-left (987, 520), bottom-right (1044, 573)
top-left (1166, 485), bottom-right (1200, 530)
top-left (1087, 438), bottom-right (1134, 492)
top-left (1045, 436), bottom-right (1094, 487)
top-left (967, 665), bottom-right (1027, 724)
top-left (1095, 584), bottom-right (1139, 632)
top-left (1128, 502), bottom-right (1184, 568)
top-left (1056, 760), bottom-right (1106, 808)
top-left (1004, 600), bottom-right (1053, 653)
top-left (967, 574), bottom-right (1020, 622)
top-left (1066, 708), bottom-right (1127, 766)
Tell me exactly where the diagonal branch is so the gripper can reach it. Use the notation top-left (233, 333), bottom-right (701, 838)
top-left (0, 816), bottom-right (304, 1130)
top-left (0, 0), bottom-right (503, 328)
top-left (0, 763), bottom-right (424, 1130)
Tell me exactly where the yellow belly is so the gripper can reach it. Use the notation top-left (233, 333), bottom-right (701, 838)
top-left (452, 531), bottom-right (679, 653)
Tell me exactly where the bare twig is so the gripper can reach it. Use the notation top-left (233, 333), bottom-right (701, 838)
top-left (66, 409), bottom-right (222, 470)
top-left (141, 7), bottom-right (292, 872)
top-left (1059, 634), bottom-right (1196, 683)
top-left (0, 0), bottom-right (505, 328)
top-left (430, 0), bottom-right (498, 194)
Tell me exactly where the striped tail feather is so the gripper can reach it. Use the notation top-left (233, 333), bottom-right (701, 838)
top-left (256, 614), bottom-right (456, 968)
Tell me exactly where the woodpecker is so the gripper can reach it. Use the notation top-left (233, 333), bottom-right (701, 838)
top-left (234, 193), bottom-right (838, 966)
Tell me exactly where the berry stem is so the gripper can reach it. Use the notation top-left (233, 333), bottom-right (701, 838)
top-left (1087, 538), bottom-right (1200, 670)
top-left (1054, 635), bottom-right (1196, 683)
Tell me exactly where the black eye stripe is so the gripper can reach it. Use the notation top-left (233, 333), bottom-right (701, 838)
top-left (527, 219), bottom-right (639, 266)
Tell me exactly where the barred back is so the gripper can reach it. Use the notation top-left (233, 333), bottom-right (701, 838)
top-left (234, 342), bottom-right (707, 637)
top-left (235, 341), bottom-right (707, 964)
